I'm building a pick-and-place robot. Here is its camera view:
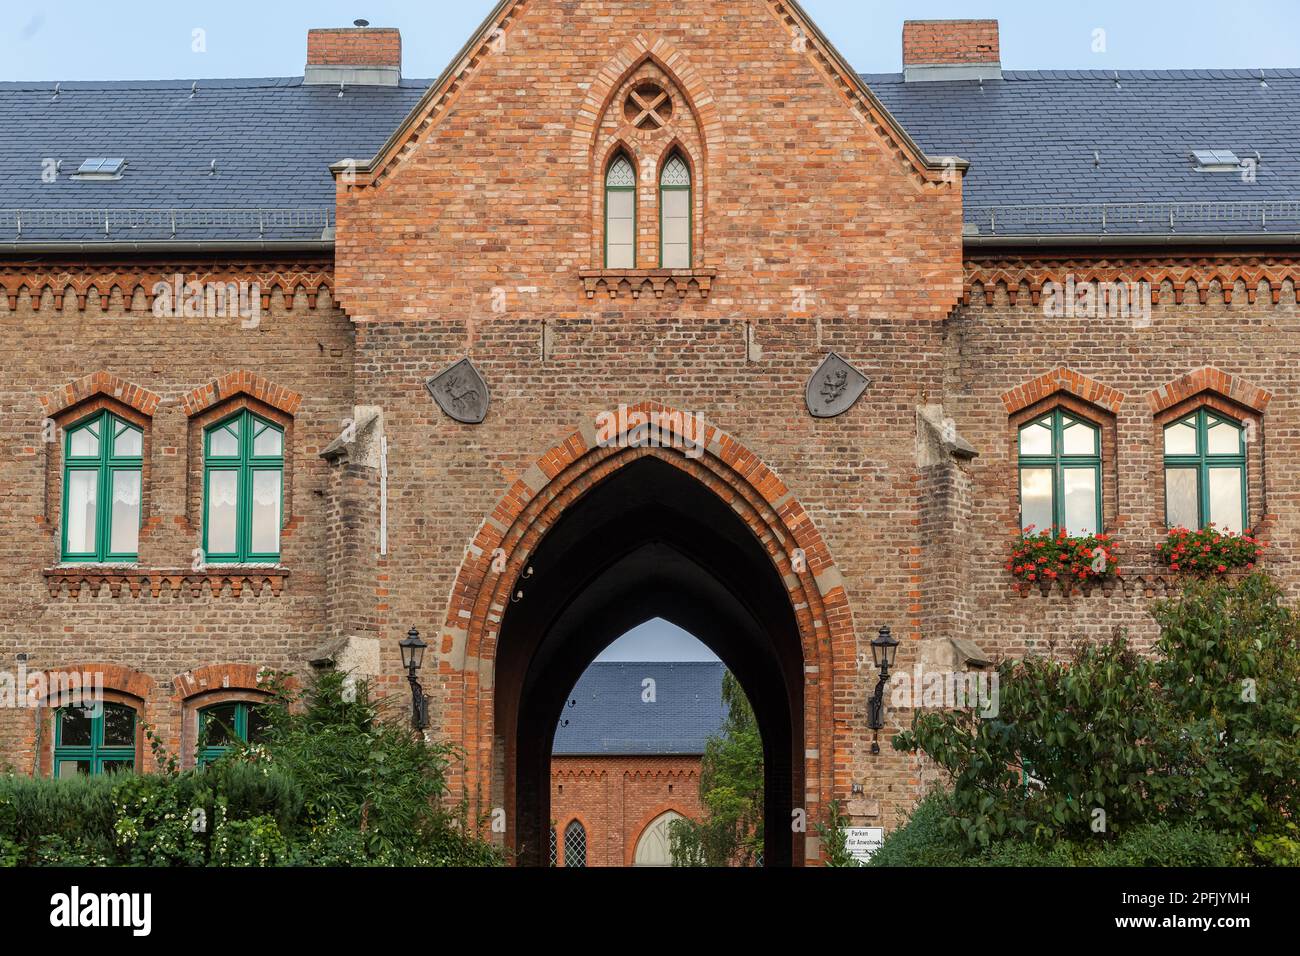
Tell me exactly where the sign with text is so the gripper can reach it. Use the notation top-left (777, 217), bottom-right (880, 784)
top-left (845, 827), bottom-right (884, 864)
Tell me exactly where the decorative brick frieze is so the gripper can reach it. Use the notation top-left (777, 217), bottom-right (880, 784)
top-left (42, 568), bottom-right (289, 599)
top-left (578, 269), bottom-right (716, 299)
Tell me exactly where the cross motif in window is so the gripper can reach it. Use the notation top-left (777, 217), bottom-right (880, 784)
top-left (624, 84), bottom-right (673, 130)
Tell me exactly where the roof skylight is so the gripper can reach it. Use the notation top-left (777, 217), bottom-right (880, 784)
top-left (1191, 149), bottom-right (1241, 172)
top-left (72, 157), bottom-right (126, 180)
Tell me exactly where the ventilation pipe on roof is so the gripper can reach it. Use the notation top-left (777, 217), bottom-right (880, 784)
top-left (903, 20), bottom-right (1002, 83)
top-left (304, 24), bottom-right (401, 87)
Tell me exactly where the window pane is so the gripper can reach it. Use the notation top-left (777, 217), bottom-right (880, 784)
top-left (69, 422), bottom-right (99, 457)
top-left (1062, 421), bottom-right (1098, 456)
top-left (100, 760), bottom-right (133, 775)
top-left (1165, 467), bottom-right (1200, 529)
top-left (606, 157), bottom-right (635, 188)
top-left (1206, 420), bottom-right (1241, 455)
top-left (206, 470), bottom-right (239, 555)
top-left (203, 704), bottom-right (240, 747)
top-left (1019, 468), bottom-right (1054, 531)
top-left (58, 759), bottom-right (90, 777)
top-left (1209, 468), bottom-right (1244, 533)
top-left (209, 422), bottom-right (240, 457)
top-left (253, 424), bottom-right (282, 457)
top-left (101, 703), bottom-right (135, 747)
top-left (109, 470), bottom-right (141, 555)
top-left (251, 470), bottom-right (282, 555)
top-left (1019, 421), bottom-right (1052, 456)
top-left (59, 707), bottom-right (92, 746)
top-left (607, 189), bottom-right (635, 268)
top-left (246, 706), bottom-right (270, 744)
top-left (662, 189), bottom-right (690, 268)
top-left (65, 470), bottom-right (99, 554)
top-left (1063, 468), bottom-right (1098, 536)
top-left (1164, 420), bottom-right (1197, 455)
top-left (113, 423), bottom-right (142, 457)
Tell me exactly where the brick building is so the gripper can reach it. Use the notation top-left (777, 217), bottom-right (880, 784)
top-left (549, 661), bottom-right (724, 867)
top-left (1, 2), bottom-right (1297, 865)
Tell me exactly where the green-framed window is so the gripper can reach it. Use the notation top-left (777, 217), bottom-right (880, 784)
top-left (61, 410), bottom-right (143, 562)
top-left (1163, 408), bottom-right (1247, 533)
top-left (605, 153), bottom-right (637, 269)
top-left (53, 702), bottom-right (136, 777)
top-left (659, 152), bottom-right (692, 268)
top-left (197, 701), bottom-right (269, 765)
top-left (202, 409), bottom-right (284, 563)
top-left (1018, 409), bottom-right (1102, 536)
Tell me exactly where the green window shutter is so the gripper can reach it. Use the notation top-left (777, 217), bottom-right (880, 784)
top-left (202, 410), bottom-right (284, 564)
top-left (61, 411), bottom-right (143, 563)
top-left (1162, 408), bottom-right (1247, 532)
top-left (1017, 409), bottom-right (1102, 536)
top-left (53, 702), bottom-right (136, 777)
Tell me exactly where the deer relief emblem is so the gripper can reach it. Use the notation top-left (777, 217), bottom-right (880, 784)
top-left (426, 358), bottom-right (490, 425)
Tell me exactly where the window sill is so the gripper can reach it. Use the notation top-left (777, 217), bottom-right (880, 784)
top-left (43, 566), bottom-right (289, 599)
top-left (579, 268), bottom-right (716, 300)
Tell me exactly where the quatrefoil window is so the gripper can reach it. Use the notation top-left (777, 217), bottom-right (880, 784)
top-left (624, 83), bottom-right (673, 130)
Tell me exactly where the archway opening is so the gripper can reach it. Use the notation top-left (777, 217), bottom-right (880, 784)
top-left (493, 455), bottom-right (804, 866)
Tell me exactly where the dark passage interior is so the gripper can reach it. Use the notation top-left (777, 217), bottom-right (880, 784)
top-left (494, 455), bottom-right (805, 866)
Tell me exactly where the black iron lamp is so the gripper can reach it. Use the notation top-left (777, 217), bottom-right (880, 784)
top-left (399, 626), bottom-right (429, 730)
top-left (867, 625), bottom-right (898, 755)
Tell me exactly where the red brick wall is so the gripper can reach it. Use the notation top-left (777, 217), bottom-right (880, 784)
top-left (307, 28), bottom-right (401, 68)
top-left (550, 755), bottom-right (702, 866)
top-left (903, 20), bottom-right (1000, 66)
top-left (0, 260), bottom-right (352, 773)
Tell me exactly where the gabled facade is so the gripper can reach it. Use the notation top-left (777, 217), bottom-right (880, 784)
top-left (1, 2), bottom-right (1296, 865)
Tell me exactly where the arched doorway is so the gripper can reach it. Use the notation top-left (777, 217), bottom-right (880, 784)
top-left (442, 406), bottom-right (852, 867)
top-left (633, 810), bottom-right (685, 866)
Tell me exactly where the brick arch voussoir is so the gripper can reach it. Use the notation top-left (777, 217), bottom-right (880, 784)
top-left (41, 663), bottom-right (153, 703)
top-left (180, 370), bottom-right (303, 419)
top-left (172, 663), bottom-right (275, 701)
top-left (573, 36), bottom-right (722, 166)
top-left (1147, 367), bottom-right (1272, 416)
top-left (40, 371), bottom-right (161, 421)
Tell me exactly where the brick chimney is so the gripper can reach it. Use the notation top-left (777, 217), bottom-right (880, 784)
top-left (305, 24), bottom-right (401, 86)
top-left (903, 20), bottom-right (1001, 82)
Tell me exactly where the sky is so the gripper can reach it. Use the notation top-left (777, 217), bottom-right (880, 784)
top-left (5, 0), bottom-right (1300, 82)
top-left (595, 619), bottom-right (719, 663)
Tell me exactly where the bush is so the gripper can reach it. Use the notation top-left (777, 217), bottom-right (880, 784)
top-left (0, 670), bottom-right (504, 867)
top-left (890, 574), bottom-right (1300, 866)
top-left (868, 793), bottom-right (968, 867)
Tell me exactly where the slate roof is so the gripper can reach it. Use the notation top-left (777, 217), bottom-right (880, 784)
top-left (551, 661), bottom-right (727, 756)
top-left (0, 77), bottom-right (425, 245)
top-left (1, 66), bottom-right (1298, 244)
top-left (864, 69), bottom-right (1300, 237)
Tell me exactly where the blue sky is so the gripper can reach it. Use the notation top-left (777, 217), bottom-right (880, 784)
top-left (6, 0), bottom-right (1300, 82)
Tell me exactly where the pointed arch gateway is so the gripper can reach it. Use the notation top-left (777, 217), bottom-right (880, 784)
top-left (441, 403), bottom-right (852, 866)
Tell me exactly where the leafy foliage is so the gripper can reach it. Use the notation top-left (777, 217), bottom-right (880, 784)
top-left (890, 574), bottom-right (1299, 866)
top-left (0, 670), bottom-right (503, 867)
top-left (669, 671), bottom-right (764, 866)
top-left (815, 800), bottom-right (861, 867)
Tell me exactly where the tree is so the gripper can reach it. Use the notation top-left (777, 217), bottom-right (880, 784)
top-left (669, 671), bottom-right (764, 866)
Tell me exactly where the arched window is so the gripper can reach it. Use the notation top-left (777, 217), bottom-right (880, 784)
top-left (62, 410), bottom-right (143, 562)
top-left (197, 701), bottom-right (270, 765)
top-left (1163, 408), bottom-right (1246, 533)
top-left (1018, 408), bottom-right (1101, 536)
top-left (53, 702), bottom-right (136, 777)
top-left (549, 827), bottom-right (558, 867)
top-left (659, 153), bottom-right (692, 268)
top-left (633, 810), bottom-right (684, 866)
top-left (605, 154), bottom-right (637, 269)
top-left (203, 409), bottom-right (284, 563)
top-left (563, 820), bottom-right (587, 867)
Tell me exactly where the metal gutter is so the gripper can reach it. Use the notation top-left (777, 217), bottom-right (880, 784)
top-left (966, 233), bottom-right (1300, 249)
top-left (0, 239), bottom-right (334, 255)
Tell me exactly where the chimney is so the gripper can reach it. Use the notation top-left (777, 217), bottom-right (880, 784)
top-left (902, 20), bottom-right (1001, 82)
top-left (305, 22), bottom-right (401, 86)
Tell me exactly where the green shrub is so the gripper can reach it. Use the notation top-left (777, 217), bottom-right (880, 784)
top-left (0, 670), bottom-right (503, 867)
top-left (889, 574), bottom-right (1300, 866)
top-left (868, 793), bottom-right (969, 867)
